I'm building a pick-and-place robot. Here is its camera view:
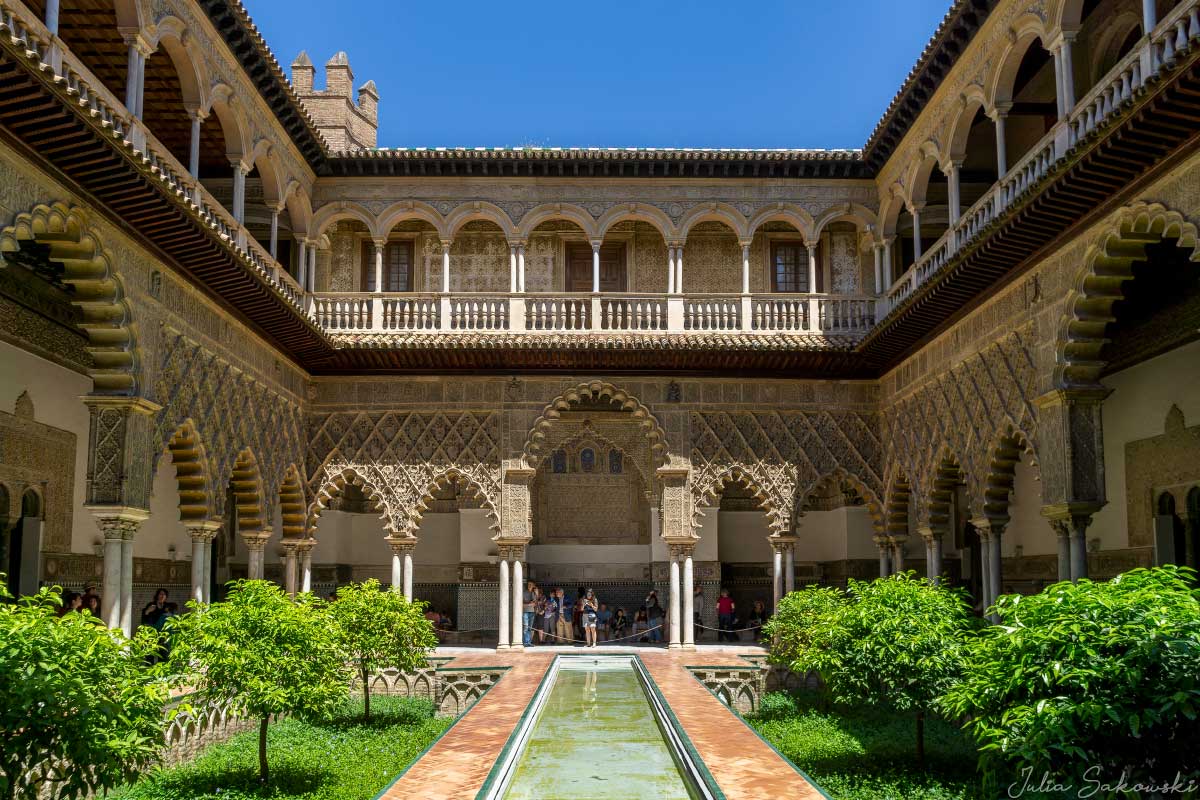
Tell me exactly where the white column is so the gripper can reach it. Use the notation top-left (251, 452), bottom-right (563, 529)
top-left (876, 538), bottom-right (891, 577)
top-left (441, 240), bottom-right (451, 293)
top-left (784, 543), bottom-right (795, 594)
top-left (403, 547), bottom-right (414, 602)
top-left (978, 529), bottom-right (993, 610)
top-left (1053, 521), bottom-right (1071, 581)
top-left (1060, 35), bottom-right (1076, 113)
top-left (269, 208), bottom-right (280, 260)
top-left (189, 534), bottom-right (208, 604)
top-left (988, 526), bottom-right (1003, 611)
top-left (187, 111), bottom-right (202, 178)
top-left (882, 239), bottom-right (893, 287)
top-left (102, 532), bottom-right (123, 629)
top-left (675, 244), bottom-right (684, 294)
top-left (120, 535), bottom-right (134, 637)
top-left (993, 109), bottom-right (1009, 176)
top-left (497, 557), bottom-right (510, 650)
top-left (668, 552), bottom-right (681, 649)
top-left (806, 241), bottom-right (818, 292)
top-left (872, 245), bottom-right (883, 294)
top-left (45, 0), bottom-right (60, 34)
top-left (246, 539), bottom-right (265, 580)
top-left (741, 243), bottom-right (750, 294)
top-left (300, 545), bottom-right (313, 594)
top-left (1070, 520), bottom-right (1089, 581)
top-left (135, 49), bottom-right (147, 119)
top-left (390, 546), bottom-right (402, 591)
top-left (297, 241), bottom-right (308, 289)
top-left (682, 551), bottom-right (695, 650)
top-left (591, 241), bottom-right (601, 293)
top-left (124, 41), bottom-right (140, 114)
top-left (910, 207), bottom-right (922, 261)
top-left (931, 535), bottom-right (943, 584)
top-left (283, 545), bottom-right (298, 598)
top-left (892, 539), bottom-right (905, 573)
top-left (947, 161), bottom-right (962, 225)
top-left (511, 557), bottom-right (524, 650)
top-left (772, 543), bottom-right (783, 612)
top-left (373, 241), bottom-right (385, 293)
top-left (1142, 0), bottom-right (1157, 33)
top-left (231, 163), bottom-right (246, 225)
top-left (517, 243), bottom-right (526, 292)
top-left (667, 245), bottom-right (676, 294)
top-left (1052, 47), bottom-right (1067, 120)
top-left (308, 240), bottom-right (318, 292)
top-left (509, 244), bottom-right (518, 292)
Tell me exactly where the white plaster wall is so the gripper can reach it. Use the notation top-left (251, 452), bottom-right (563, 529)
top-left (1093, 340), bottom-right (1200, 549)
top-left (137, 457), bottom-right (191, 560)
top-left (527, 544), bottom-right (650, 565)
top-left (0, 340), bottom-right (99, 553)
top-left (1003, 458), bottom-right (1051, 556)
top-left (459, 509), bottom-right (498, 562)
top-left (716, 511), bottom-right (773, 561)
top-left (415, 514), bottom-right (459, 565)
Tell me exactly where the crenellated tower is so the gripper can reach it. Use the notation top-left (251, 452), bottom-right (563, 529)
top-left (290, 50), bottom-right (378, 152)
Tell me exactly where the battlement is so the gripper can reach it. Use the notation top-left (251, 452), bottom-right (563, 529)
top-left (291, 50), bottom-right (378, 152)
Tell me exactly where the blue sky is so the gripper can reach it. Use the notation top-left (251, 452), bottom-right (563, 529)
top-left (251, 0), bottom-right (952, 150)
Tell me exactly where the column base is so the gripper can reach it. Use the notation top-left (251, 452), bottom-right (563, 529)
top-left (668, 642), bottom-right (682, 650)
top-left (683, 643), bottom-right (697, 652)
top-left (509, 644), bottom-right (525, 653)
top-left (497, 643), bottom-right (510, 651)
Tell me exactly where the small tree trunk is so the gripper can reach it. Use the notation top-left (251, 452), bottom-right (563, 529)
top-left (362, 666), bottom-right (371, 722)
top-left (258, 717), bottom-right (269, 784)
top-left (916, 709), bottom-right (926, 771)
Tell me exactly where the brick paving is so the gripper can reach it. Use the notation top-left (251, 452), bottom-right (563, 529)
top-left (380, 646), bottom-right (822, 799)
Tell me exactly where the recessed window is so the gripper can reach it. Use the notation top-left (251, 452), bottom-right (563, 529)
top-left (771, 241), bottom-right (809, 293)
top-left (609, 449), bottom-right (623, 474)
top-left (580, 448), bottom-right (596, 473)
top-left (552, 449), bottom-right (567, 474)
top-left (360, 241), bottom-right (414, 292)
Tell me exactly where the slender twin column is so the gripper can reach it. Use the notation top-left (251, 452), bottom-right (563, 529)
top-left (891, 535), bottom-right (906, 573)
top-left (298, 540), bottom-right (314, 595)
top-left (373, 239), bottom-right (385, 292)
top-left (972, 519), bottom-right (1005, 621)
top-left (186, 521), bottom-right (221, 605)
top-left (123, 36), bottom-right (148, 120)
top-left (282, 541), bottom-right (299, 598)
top-left (508, 243), bottom-right (527, 292)
top-left (910, 205), bottom-right (923, 261)
top-left (268, 207), bottom-right (280, 260)
top-left (664, 541), bottom-right (697, 650)
top-left (806, 241), bottom-right (818, 292)
top-left (991, 105), bottom-right (1010, 177)
top-left (741, 243), bottom-right (751, 294)
top-left (770, 537), bottom-right (798, 611)
top-left (230, 161), bottom-right (248, 225)
top-left (874, 535), bottom-right (892, 577)
top-left (440, 240), bottom-right (452, 293)
top-left (667, 244), bottom-right (684, 294)
top-left (93, 511), bottom-right (148, 637)
top-left (591, 240), bottom-right (602, 293)
top-left (386, 536), bottom-right (417, 601)
top-left (245, 535), bottom-right (268, 580)
top-left (495, 543), bottom-right (527, 650)
top-left (186, 109), bottom-right (205, 180)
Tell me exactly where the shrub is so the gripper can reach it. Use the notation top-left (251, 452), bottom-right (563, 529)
top-left (0, 581), bottom-right (167, 800)
top-left (328, 579), bottom-right (439, 722)
top-left (766, 574), bottom-right (978, 767)
top-left (942, 566), bottom-right (1200, 793)
top-left (756, 691), bottom-right (799, 721)
top-left (164, 580), bottom-right (348, 784)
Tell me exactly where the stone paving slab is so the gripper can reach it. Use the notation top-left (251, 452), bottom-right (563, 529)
top-left (381, 647), bottom-right (821, 800)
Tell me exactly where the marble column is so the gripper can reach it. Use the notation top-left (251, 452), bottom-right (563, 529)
top-left (308, 241), bottom-right (318, 292)
top-left (186, 522), bottom-right (220, 604)
top-left (440, 240), bottom-right (452, 293)
top-left (231, 161), bottom-right (247, 225)
top-left (1060, 34), bottom-right (1077, 113)
top-left (299, 541), bottom-right (313, 595)
top-left (187, 110), bottom-right (203, 178)
top-left (741, 243), bottom-right (751, 294)
top-left (987, 522), bottom-right (1004, 621)
top-left (1052, 519), bottom-right (1072, 581)
top-left (269, 208), bottom-right (280, 260)
top-left (992, 107), bottom-right (1009, 176)
top-left (784, 542), bottom-right (796, 594)
top-left (668, 551), bottom-right (682, 649)
top-left (373, 240), bottom-right (385, 293)
top-left (930, 534), bottom-right (943, 585)
top-left (667, 245), bottom-right (676, 294)
top-left (510, 550), bottom-right (524, 651)
top-left (297, 241), bottom-right (308, 289)
top-left (403, 545), bottom-right (414, 602)
top-left (910, 207), bottom-right (923, 261)
top-left (509, 244), bottom-right (518, 292)
top-left (517, 243), bottom-right (526, 292)
top-left (873, 244), bottom-right (884, 295)
top-left (891, 537), bottom-right (906, 573)
top-left (389, 540), bottom-right (403, 591)
top-left (101, 526), bottom-right (125, 630)
top-left (675, 244), bottom-right (684, 293)
top-left (497, 556), bottom-right (510, 651)
top-left (591, 241), bottom-right (601, 293)
top-left (1070, 515), bottom-right (1090, 581)
top-left (682, 546), bottom-right (695, 650)
top-left (978, 527), bottom-right (993, 611)
top-left (283, 542), bottom-right (298, 598)
top-left (875, 536), bottom-right (891, 577)
top-left (245, 537), bottom-right (267, 580)
top-left (806, 241), bottom-right (818, 292)
top-left (771, 540), bottom-right (784, 611)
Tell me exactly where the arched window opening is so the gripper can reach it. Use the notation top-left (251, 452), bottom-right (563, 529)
top-left (958, 107), bottom-right (999, 209)
top-left (609, 449), bottom-right (623, 474)
top-left (552, 449), bottom-right (567, 474)
top-left (1003, 40), bottom-right (1058, 170)
top-left (580, 448), bottom-right (596, 473)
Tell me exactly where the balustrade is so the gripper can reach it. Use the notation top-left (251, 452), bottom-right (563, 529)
top-left (526, 295), bottom-right (591, 331)
top-left (684, 296), bottom-right (741, 331)
top-left (601, 296), bottom-right (667, 331)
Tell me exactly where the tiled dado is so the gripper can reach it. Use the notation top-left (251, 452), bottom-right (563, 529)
top-left (380, 648), bottom-right (823, 800)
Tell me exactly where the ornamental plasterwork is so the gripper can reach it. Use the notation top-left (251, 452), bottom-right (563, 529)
top-left (830, 230), bottom-right (860, 294)
top-left (880, 329), bottom-right (1040, 526)
top-left (689, 410), bottom-right (885, 534)
top-left (306, 411), bottom-right (502, 534)
top-left (151, 332), bottom-right (306, 520)
top-left (0, 404), bottom-right (75, 552)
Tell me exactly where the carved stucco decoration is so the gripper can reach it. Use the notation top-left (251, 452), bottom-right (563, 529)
top-left (306, 410), bottom-right (502, 535)
top-left (690, 410), bottom-right (885, 534)
top-left (0, 402), bottom-right (75, 552)
top-left (522, 381), bottom-right (668, 469)
top-left (151, 331), bottom-right (305, 523)
top-left (882, 328), bottom-right (1040, 529)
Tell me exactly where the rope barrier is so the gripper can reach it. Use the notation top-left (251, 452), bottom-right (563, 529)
top-left (694, 622), bottom-right (766, 634)
top-left (432, 623), bottom-right (666, 646)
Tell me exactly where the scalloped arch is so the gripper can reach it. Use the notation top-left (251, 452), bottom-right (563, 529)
top-left (413, 467), bottom-right (501, 532)
top-left (0, 203), bottom-right (140, 395)
top-left (162, 419), bottom-right (214, 523)
top-left (278, 464), bottom-right (307, 539)
top-left (692, 465), bottom-right (786, 534)
top-left (306, 466), bottom-right (389, 534)
top-left (794, 468), bottom-right (885, 534)
top-left (523, 382), bottom-right (668, 468)
top-left (1056, 202), bottom-right (1200, 387)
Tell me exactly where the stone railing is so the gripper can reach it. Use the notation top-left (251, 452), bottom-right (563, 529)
top-left (313, 291), bottom-right (877, 338)
top-left (687, 663), bottom-right (769, 715)
top-left (881, 0), bottom-right (1200, 317)
top-left (0, 0), bottom-right (308, 318)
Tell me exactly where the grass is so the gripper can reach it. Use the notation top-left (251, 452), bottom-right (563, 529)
top-left (750, 691), bottom-right (981, 800)
top-left (110, 695), bottom-right (452, 800)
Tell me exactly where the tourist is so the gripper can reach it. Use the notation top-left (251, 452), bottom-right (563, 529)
top-left (522, 581), bottom-right (538, 647)
top-left (633, 607), bottom-right (649, 641)
top-left (81, 592), bottom-right (100, 617)
top-left (693, 583), bottom-right (705, 642)
top-left (716, 588), bottom-right (736, 642)
top-left (539, 591), bottom-right (555, 644)
top-left (581, 588), bottom-right (599, 648)
top-left (141, 588), bottom-right (171, 630)
top-left (554, 588), bottom-right (572, 644)
top-left (645, 591), bottom-right (664, 643)
top-left (610, 607), bottom-right (629, 640)
top-left (748, 599), bottom-right (768, 641)
top-left (574, 585), bottom-right (587, 640)
top-left (58, 591), bottom-right (82, 616)
top-left (596, 603), bottom-right (612, 642)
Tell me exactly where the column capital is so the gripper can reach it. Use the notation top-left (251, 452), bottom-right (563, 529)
top-left (184, 520), bottom-right (222, 542)
top-left (506, 238), bottom-right (527, 249)
top-left (439, 238), bottom-right (453, 251)
top-left (666, 540), bottom-right (696, 559)
top-left (89, 507), bottom-right (148, 540)
top-left (589, 239), bottom-right (604, 251)
top-left (295, 538), bottom-right (316, 554)
top-left (969, 516), bottom-right (1007, 537)
top-left (496, 541), bottom-right (526, 561)
top-left (1040, 503), bottom-right (1101, 528)
top-left (989, 101), bottom-right (1013, 119)
top-left (372, 237), bottom-right (387, 251)
top-left (280, 539), bottom-right (300, 554)
top-left (242, 534), bottom-right (269, 553)
top-left (385, 535), bottom-right (418, 556)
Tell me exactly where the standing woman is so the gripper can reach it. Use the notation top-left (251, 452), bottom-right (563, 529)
top-left (581, 588), bottom-right (600, 648)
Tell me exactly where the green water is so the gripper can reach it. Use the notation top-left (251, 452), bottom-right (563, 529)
top-left (503, 666), bottom-right (696, 800)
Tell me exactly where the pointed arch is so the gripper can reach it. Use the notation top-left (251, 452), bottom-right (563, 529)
top-left (278, 464), bottom-right (307, 540)
top-left (164, 419), bottom-right (213, 523)
top-left (596, 203), bottom-right (676, 240)
top-left (794, 468), bottom-right (885, 532)
top-left (678, 203), bottom-right (749, 240)
top-left (443, 202), bottom-right (516, 239)
top-left (1056, 202), bottom-right (1200, 387)
top-left (885, 471), bottom-right (912, 536)
top-left (926, 452), bottom-right (967, 534)
top-left (228, 449), bottom-right (265, 540)
top-left (522, 381), bottom-right (668, 468)
top-left (516, 203), bottom-right (597, 238)
top-left (413, 468), bottom-right (501, 532)
top-left (980, 426), bottom-right (1039, 524)
top-left (0, 203), bottom-right (140, 394)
